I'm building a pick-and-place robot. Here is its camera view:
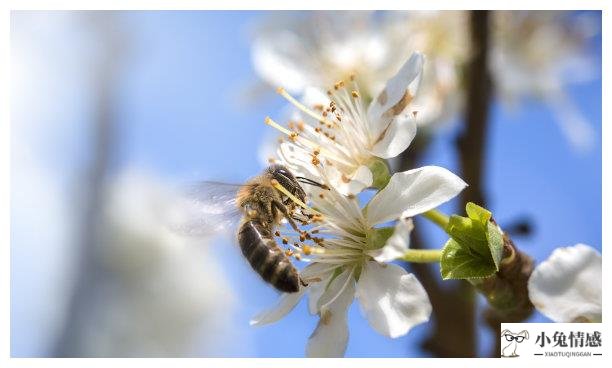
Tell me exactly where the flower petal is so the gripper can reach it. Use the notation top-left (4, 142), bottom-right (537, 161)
top-left (356, 262), bottom-right (431, 338)
top-left (365, 166), bottom-right (467, 225)
top-left (249, 288), bottom-right (306, 326)
top-left (528, 244), bottom-right (602, 322)
top-left (369, 115), bottom-right (417, 159)
top-left (368, 52), bottom-right (423, 138)
top-left (306, 268), bottom-right (355, 357)
top-left (249, 264), bottom-right (331, 326)
top-left (251, 34), bottom-right (311, 93)
top-left (368, 219), bottom-right (414, 262)
top-left (325, 164), bottom-right (373, 196)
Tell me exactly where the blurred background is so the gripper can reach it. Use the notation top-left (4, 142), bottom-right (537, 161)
top-left (11, 10), bottom-right (601, 357)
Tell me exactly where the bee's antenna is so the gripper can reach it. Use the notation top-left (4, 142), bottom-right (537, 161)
top-left (296, 176), bottom-right (330, 190)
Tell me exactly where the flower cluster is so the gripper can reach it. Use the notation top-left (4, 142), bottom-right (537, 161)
top-left (253, 11), bottom-right (598, 148)
top-left (255, 53), bottom-right (467, 357)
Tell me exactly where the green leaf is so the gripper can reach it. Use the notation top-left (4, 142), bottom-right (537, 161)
top-left (439, 202), bottom-right (506, 280)
top-left (486, 221), bottom-right (504, 270)
top-left (465, 202), bottom-right (491, 225)
top-left (440, 239), bottom-right (497, 280)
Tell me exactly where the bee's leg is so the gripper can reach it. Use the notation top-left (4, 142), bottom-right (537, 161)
top-left (271, 199), bottom-right (300, 232)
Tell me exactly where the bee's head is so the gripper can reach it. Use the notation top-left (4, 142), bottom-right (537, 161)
top-left (267, 164), bottom-right (306, 202)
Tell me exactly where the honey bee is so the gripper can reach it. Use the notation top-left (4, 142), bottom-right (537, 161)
top-left (171, 164), bottom-right (325, 293)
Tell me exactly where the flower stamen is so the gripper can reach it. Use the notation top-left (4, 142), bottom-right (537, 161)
top-left (277, 87), bottom-right (337, 128)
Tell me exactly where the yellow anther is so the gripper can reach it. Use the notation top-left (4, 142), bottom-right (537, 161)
top-left (265, 117), bottom-right (353, 167)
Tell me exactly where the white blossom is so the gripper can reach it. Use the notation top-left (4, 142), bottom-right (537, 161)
top-left (61, 172), bottom-right (237, 356)
top-left (491, 11), bottom-right (599, 150)
top-left (250, 162), bottom-right (466, 357)
top-left (528, 244), bottom-right (601, 323)
top-left (252, 11), bottom-right (467, 128)
top-left (266, 53), bottom-right (423, 195)
top-left (386, 11), bottom-right (469, 128)
top-left (252, 11), bottom-right (404, 99)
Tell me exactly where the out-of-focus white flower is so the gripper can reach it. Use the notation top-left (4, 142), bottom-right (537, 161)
top-left (528, 244), bottom-right (601, 323)
top-left (491, 11), bottom-right (599, 150)
top-left (252, 11), bottom-right (401, 99)
top-left (62, 172), bottom-right (236, 356)
top-left (266, 53), bottom-right (423, 195)
top-left (252, 11), bottom-right (468, 128)
top-left (386, 11), bottom-right (469, 128)
top-left (251, 164), bottom-right (467, 357)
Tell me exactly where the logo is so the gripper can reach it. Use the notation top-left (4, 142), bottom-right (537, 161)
top-left (501, 329), bottom-right (529, 357)
top-left (500, 323), bottom-right (603, 359)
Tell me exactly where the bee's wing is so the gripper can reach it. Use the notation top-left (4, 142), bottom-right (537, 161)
top-left (168, 181), bottom-right (244, 237)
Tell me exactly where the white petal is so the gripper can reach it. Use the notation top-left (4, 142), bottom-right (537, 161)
top-left (307, 270), bottom-right (334, 315)
top-left (249, 288), bottom-right (306, 326)
top-left (528, 244), bottom-right (602, 322)
top-left (306, 268), bottom-right (355, 357)
top-left (251, 34), bottom-right (311, 93)
top-left (368, 52), bottom-right (424, 137)
top-left (366, 166), bottom-right (467, 225)
top-left (301, 263), bottom-right (335, 315)
top-left (302, 86), bottom-right (332, 107)
top-left (356, 262), bottom-right (432, 338)
top-left (369, 115), bottom-right (417, 159)
top-left (325, 165), bottom-right (373, 196)
top-left (368, 219), bottom-right (414, 262)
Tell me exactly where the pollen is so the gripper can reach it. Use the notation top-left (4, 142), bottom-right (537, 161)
top-left (302, 245), bottom-right (312, 255)
top-left (318, 193), bottom-right (325, 199)
top-left (351, 90), bottom-right (359, 98)
top-left (289, 132), bottom-right (299, 141)
top-left (311, 155), bottom-right (320, 166)
top-left (334, 81), bottom-right (345, 90)
top-left (285, 249), bottom-right (293, 257)
top-left (282, 237), bottom-right (288, 245)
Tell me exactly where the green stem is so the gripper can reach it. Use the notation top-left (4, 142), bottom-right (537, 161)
top-left (401, 249), bottom-right (442, 263)
top-left (422, 209), bottom-right (450, 229)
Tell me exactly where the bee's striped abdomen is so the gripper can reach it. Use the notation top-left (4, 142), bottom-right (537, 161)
top-left (238, 220), bottom-right (300, 293)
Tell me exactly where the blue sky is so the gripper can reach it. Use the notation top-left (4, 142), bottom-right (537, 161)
top-left (11, 10), bottom-right (601, 357)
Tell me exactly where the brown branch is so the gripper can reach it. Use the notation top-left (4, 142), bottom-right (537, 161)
top-left (458, 10), bottom-right (491, 208)
top-left (458, 11), bottom-right (534, 357)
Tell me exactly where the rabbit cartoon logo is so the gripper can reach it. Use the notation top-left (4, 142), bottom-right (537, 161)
top-left (501, 329), bottom-right (529, 357)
